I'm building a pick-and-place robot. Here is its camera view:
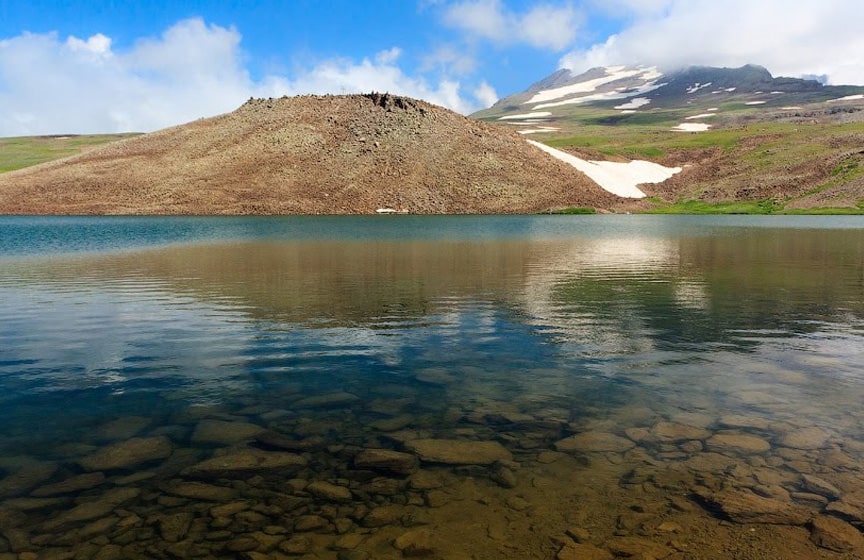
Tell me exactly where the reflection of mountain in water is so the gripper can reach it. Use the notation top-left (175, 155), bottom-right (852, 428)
top-left (11, 228), bottom-right (864, 354)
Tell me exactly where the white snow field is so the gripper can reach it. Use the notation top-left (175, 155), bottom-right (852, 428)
top-left (527, 140), bottom-right (681, 199)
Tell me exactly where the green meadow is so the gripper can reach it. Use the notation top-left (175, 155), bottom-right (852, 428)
top-left (0, 134), bottom-right (139, 173)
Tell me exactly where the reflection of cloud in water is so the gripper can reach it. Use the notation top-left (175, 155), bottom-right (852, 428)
top-left (519, 237), bottom-right (683, 356)
top-left (0, 282), bottom-right (257, 401)
top-left (673, 280), bottom-right (710, 311)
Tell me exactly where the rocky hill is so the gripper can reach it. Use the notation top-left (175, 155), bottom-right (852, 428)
top-left (0, 93), bottom-right (618, 215)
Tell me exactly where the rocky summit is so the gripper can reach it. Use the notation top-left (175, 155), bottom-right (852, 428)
top-left (0, 93), bottom-right (616, 215)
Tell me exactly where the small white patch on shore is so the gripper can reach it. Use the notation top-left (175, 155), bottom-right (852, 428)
top-left (614, 97), bottom-right (651, 110)
top-left (498, 112), bottom-right (552, 120)
top-left (672, 123), bottom-right (711, 132)
top-left (828, 94), bottom-right (864, 102)
top-left (745, 101), bottom-right (766, 105)
top-left (517, 127), bottom-right (560, 135)
top-left (781, 106), bottom-right (803, 110)
top-left (686, 113), bottom-right (716, 120)
top-left (527, 140), bottom-right (681, 199)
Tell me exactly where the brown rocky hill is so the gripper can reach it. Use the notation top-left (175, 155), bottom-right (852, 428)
top-left (0, 93), bottom-right (616, 214)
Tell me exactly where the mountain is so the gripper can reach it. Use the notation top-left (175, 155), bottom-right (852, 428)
top-left (0, 93), bottom-right (617, 215)
top-left (477, 64), bottom-right (864, 121)
top-left (473, 65), bottom-right (864, 212)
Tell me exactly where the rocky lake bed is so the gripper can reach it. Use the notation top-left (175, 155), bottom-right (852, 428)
top-left (2, 375), bottom-right (864, 560)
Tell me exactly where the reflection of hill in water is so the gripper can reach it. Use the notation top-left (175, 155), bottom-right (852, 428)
top-left (12, 228), bottom-right (864, 347)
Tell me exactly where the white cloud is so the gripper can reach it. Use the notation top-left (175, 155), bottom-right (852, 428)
top-left (443, 0), bottom-right (579, 50)
top-left (0, 18), bottom-right (489, 136)
top-left (560, 0), bottom-right (864, 85)
top-left (66, 33), bottom-right (112, 55)
top-left (473, 81), bottom-right (499, 108)
top-left (421, 44), bottom-right (477, 75)
top-left (375, 47), bottom-right (403, 65)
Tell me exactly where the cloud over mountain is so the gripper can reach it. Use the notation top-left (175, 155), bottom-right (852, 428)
top-left (442, 0), bottom-right (581, 50)
top-left (561, 0), bottom-right (864, 85)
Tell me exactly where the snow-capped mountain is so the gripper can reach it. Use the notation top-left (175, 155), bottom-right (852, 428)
top-left (474, 64), bottom-right (864, 134)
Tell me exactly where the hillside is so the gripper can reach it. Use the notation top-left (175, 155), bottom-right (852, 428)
top-left (474, 65), bottom-right (864, 212)
top-left (0, 93), bottom-right (617, 215)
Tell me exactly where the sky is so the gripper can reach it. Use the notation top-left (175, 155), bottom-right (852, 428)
top-left (1, 0), bottom-right (863, 136)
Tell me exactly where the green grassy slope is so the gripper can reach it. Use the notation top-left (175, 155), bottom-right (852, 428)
top-left (479, 95), bottom-right (864, 214)
top-left (0, 134), bottom-right (139, 173)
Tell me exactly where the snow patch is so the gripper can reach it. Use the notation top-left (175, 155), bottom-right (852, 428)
top-left (517, 127), bottom-right (561, 135)
top-left (781, 106), bottom-right (803, 110)
top-left (686, 113), bottom-right (716, 120)
top-left (534, 81), bottom-right (664, 110)
top-left (498, 112), bottom-right (552, 120)
top-left (828, 94), bottom-right (864, 102)
top-left (526, 66), bottom-right (662, 106)
top-left (745, 101), bottom-right (766, 105)
top-left (672, 123), bottom-right (711, 132)
top-left (614, 97), bottom-right (651, 110)
top-left (527, 140), bottom-right (681, 199)
top-left (686, 82), bottom-right (712, 94)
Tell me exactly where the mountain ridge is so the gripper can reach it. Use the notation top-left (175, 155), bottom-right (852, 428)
top-left (477, 64), bottom-right (864, 118)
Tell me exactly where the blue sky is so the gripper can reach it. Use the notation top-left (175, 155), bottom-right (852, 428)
top-left (1, 0), bottom-right (862, 136)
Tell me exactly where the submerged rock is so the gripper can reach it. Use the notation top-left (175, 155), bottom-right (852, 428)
top-left (157, 512), bottom-right (193, 543)
top-left (554, 432), bottom-right (635, 453)
top-left (43, 487), bottom-right (141, 530)
top-left (183, 449), bottom-right (308, 477)
top-left (393, 527), bottom-right (434, 557)
top-left (191, 420), bottom-right (266, 446)
top-left (31, 472), bottom-right (106, 497)
top-left (557, 543), bottom-right (613, 560)
top-left (649, 421), bottom-right (711, 443)
top-left (293, 392), bottom-right (361, 408)
top-left (809, 515), bottom-right (864, 552)
top-left (706, 433), bottom-right (771, 455)
top-left (354, 449), bottom-right (418, 475)
top-left (405, 439), bottom-right (512, 465)
top-left (779, 427), bottom-right (832, 450)
top-left (77, 436), bottom-right (172, 471)
top-left (307, 481), bottom-right (353, 502)
top-left (93, 416), bottom-right (152, 441)
top-left (800, 474), bottom-right (841, 499)
top-left (607, 537), bottom-right (672, 559)
top-left (825, 492), bottom-right (864, 523)
top-left (161, 480), bottom-right (236, 501)
top-left (698, 489), bottom-right (810, 525)
top-left (0, 463), bottom-right (58, 498)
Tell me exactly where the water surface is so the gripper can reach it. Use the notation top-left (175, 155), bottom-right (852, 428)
top-left (1, 215), bottom-right (863, 558)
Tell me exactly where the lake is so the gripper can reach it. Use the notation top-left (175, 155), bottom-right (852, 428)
top-left (1, 215), bottom-right (863, 559)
